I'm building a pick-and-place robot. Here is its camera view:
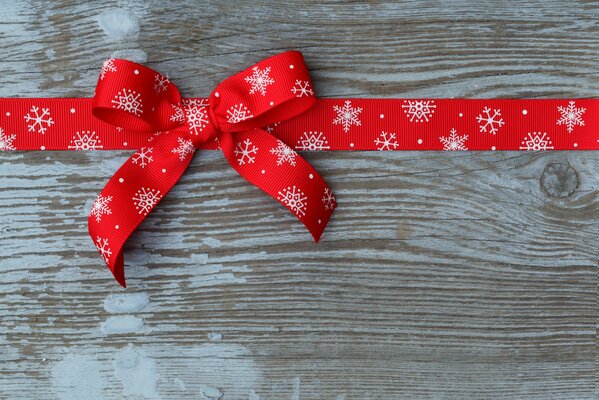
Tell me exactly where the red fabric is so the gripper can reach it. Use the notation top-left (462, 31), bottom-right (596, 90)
top-left (1, 50), bottom-right (597, 287)
top-left (5, 99), bottom-right (597, 151)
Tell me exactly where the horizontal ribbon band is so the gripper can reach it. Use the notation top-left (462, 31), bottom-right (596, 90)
top-left (1, 50), bottom-right (597, 288)
top-left (2, 99), bottom-right (598, 151)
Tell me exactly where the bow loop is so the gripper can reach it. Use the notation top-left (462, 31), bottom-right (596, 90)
top-left (93, 58), bottom-right (183, 133)
top-left (209, 51), bottom-right (316, 132)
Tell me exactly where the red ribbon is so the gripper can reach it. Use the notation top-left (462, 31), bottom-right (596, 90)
top-left (2, 50), bottom-right (598, 287)
top-left (89, 51), bottom-right (335, 287)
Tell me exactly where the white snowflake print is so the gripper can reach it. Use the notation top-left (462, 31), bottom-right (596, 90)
top-left (89, 195), bottom-right (112, 223)
top-left (322, 187), bottom-right (336, 211)
top-left (132, 147), bottom-right (154, 168)
top-left (184, 103), bottom-right (209, 134)
top-left (170, 104), bottom-right (185, 123)
top-left (171, 137), bottom-right (195, 161)
top-left (234, 138), bottom-right (258, 165)
top-left (182, 99), bottom-right (209, 108)
top-left (556, 101), bottom-right (585, 133)
top-left (296, 131), bottom-right (330, 151)
top-left (519, 132), bottom-right (554, 151)
top-left (333, 100), bottom-right (362, 132)
top-left (153, 74), bottom-right (170, 94)
top-left (68, 131), bottom-right (103, 150)
top-left (476, 107), bottom-right (504, 135)
top-left (244, 66), bottom-right (275, 96)
top-left (278, 185), bottom-right (307, 218)
top-left (270, 140), bottom-right (297, 166)
top-left (227, 103), bottom-right (253, 124)
top-left (24, 106), bottom-right (54, 134)
top-left (111, 88), bottom-right (143, 116)
top-left (291, 80), bottom-right (314, 97)
top-left (95, 236), bottom-right (112, 264)
top-left (402, 100), bottom-right (436, 123)
top-left (0, 128), bottom-right (16, 151)
top-left (132, 187), bottom-right (162, 215)
top-left (374, 131), bottom-right (399, 150)
top-left (440, 129), bottom-right (468, 151)
top-left (100, 58), bottom-right (116, 80)
top-left (265, 122), bottom-right (280, 134)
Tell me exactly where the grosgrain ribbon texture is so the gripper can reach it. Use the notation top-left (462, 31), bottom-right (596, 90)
top-left (87, 51), bottom-right (335, 287)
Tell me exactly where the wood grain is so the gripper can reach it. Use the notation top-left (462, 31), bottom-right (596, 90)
top-left (0, 1), bottom-right (597, 399)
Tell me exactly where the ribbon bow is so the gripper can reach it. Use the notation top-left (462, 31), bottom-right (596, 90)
top-left (89, 51), bottom-right (336, 287)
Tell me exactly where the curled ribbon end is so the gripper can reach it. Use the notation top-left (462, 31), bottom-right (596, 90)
top-left (312, 233), bottom-right (321, 244)
top-left (310, 206), bottom-right (335, 244)
top-left (110, 253), bottom-right (127, 288)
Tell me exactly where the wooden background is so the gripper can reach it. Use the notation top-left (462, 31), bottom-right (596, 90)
top-left (0, 1), bottom-right (597, 399)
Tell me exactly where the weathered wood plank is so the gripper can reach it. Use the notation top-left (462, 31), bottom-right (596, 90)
top-left (0, 1), bottom-right (597, 399)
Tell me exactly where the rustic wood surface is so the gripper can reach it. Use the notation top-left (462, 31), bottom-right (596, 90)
top-left (0, 1), bottom-right (598, 399)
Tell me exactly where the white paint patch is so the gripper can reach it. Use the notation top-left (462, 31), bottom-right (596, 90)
top-left (249, 390), bottom-right (261, 400)
top-left (111, 48), bottom-right (148, 63)
top-left (45, 48), bottom-right (56, 60)
top-left (100, 315), bottom-right (144, 334)
top-left (202, 237), bottom-right (222, 248)
top-left (104, 292), bottom-right (149, 313)
top-left (174, 377), bottom-right (187, 390)
top-left (51, 353), bottom-right (106, 400)
top-left (97, 9), bottom-right (140, 41)
top-left (202, 385), bottom-right (223, 399)
top-left (207, 332), bottom-right (223, 341)
top-left (12, 324), bottom-right (32, 334)
top-left (201, 197), bottom-right (232, 207)
top-left (291, 377), bottom-right (300, 400)
top-left (114, 344), bottom-right (159, 399)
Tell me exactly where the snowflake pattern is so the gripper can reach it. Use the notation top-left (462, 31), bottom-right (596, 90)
top-left (132, 187), bottom-right (162, 215)
top-left (234, 138), bottom-right (258, 165)
top-left (265, 122), bottom-right (280, 134)
top-left (171, 137), bottom-right (195, 161)
top-left (556, 101), bottom-right (585, 133)
top-left (374, 131), bottom-right (399, 150)
top-left (278, 185), bottom-right (307, 218)
top-left (111, 88), bottom-right (143, 116)
top-left (519, 132), bottom-right (554, 151)
top-left (0, 128), bottom-right (16, 151)
top-left (89, 195), bottom-right (112, 223)
top-left (68, 131), bottom-right (103, 150)
top-left (322, 187), bottom-right (336, 211)
top-left (132, 147), bottom-right (154, 168)
top-left (333, 100), bottom-right (362, 132)
top-left (244, 66), bottom-right (275, 96)
top-left (95, 236), bottom-right (112, 264)
top-left (402, 100), bottom-right (436, 122)
top-left (153, 74), bottom-right (170, 94)
top-left (227, 103), bottom-right (253, 124)
top-left (24, 106), bottom-right (54, 134)
top-left (291, 80), bottom-right (314, 97)
top-left (270, 140), bottom-right (297, 166)
top-left (184, 102), bottom-right (209, 134)
top-left (440, 129), bottom-right (468, 151)
top-left (296, 131), bottom-right (330, 151)
top-left (170, 104), bottom-right (185, 123)
top-left (100, 59), bottom-right (116, 80)
top-left (476, 107), bottom-right (504, 135)
top-left (183, 99), bottom-right (209, 108)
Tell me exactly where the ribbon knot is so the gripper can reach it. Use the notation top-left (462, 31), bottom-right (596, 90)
top-left (89, 51), bottom-right (336, 287)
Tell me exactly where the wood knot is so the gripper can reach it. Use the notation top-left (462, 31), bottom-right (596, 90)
top-left (540, 162), bottom-right (579, 198)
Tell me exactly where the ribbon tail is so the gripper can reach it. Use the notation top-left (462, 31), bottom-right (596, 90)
top-left (88, 131), bottom-right (196, 287)
top-left (219, 129), bottom-right (336, 242)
